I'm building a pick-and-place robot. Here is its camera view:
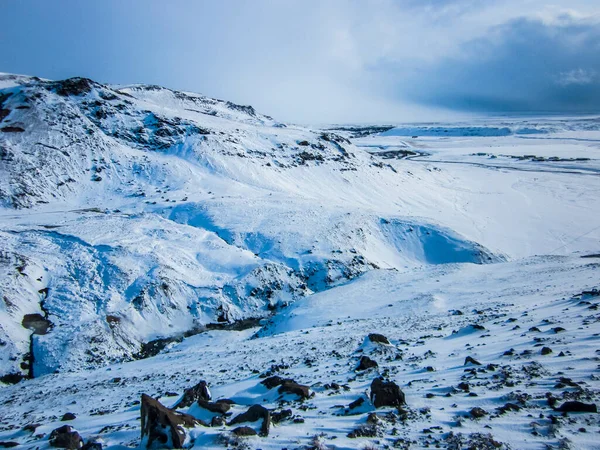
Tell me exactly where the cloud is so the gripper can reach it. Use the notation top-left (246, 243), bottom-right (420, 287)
top-left (400, 14), bottom-right (600, 113)
top-left (1, 1), bottom-right (599, 121)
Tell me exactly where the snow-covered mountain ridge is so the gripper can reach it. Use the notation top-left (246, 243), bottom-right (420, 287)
top-left (0, 74), bottom-right (497, 381)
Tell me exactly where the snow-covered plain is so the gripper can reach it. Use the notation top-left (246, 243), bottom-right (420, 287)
top-left (0, 74), bottom-right (599, 449)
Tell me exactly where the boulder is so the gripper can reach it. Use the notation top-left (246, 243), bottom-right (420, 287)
top-left (232, 426), bottom-right (257, 437)
top-left (556, 401), bottom-right (597, 413)
top-left (357, 356), bottom-right (378, 371)
top-left (174, 380), bottom-right (211, 408)
top-left (49, 425), bottom-right (83, 449)
top-left (197, 399), bottom-right (231, 415)
top-left (278, 380), bottom-right (311, 400)
top-left (368, 333), bottom-right (391, 345)
top-left (228, 404), bottom-right (270, 437)
top-left (470, 407), bottom-right (487, 418)
top-left (61, 412), bottom-right (76, 421)
top-left (370, 377), bottom-right (405, 408)
top-left (464, 356), bottom-right (481, 366)
top-left (140, 394), bottom-right (201, 448)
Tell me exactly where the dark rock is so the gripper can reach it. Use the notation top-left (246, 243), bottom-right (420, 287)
top-left (541, 347), bottom-right (553, 355)
top-left (357, 355), bottom-right (378, 371)
top-left (174, 380), bottom-right (211, 408)
top-left (348, 397), bottom-right (365, 410)
top-left (210, 416), bottom-right (225, 427)
top-left (49, 425), bottom-right (83, 449)
top-left (23, 423), bottom-right (41, 433)
top-left (0, 443), bottom-right (19, 448)
top-left (278, 380), bottom-right (311, 399)
top-left (271, 409), bottom-right (293, 424)
top-left (261, 375), bottom-right (289, 390)
top-left (61, 412), bottom-right (76, 421)
top-left (556, 401), bottom-right (597, 413)
top-left (497, 403), bottom-right (521, 414)
top-left (0, 126), bottom-right (25, 133)
top-left (529, 327), bottom-right (541, 332)
top-left (457, 382), bottom-right (470, 392)
top-left (0, 373), bottom-right (25, 385)
top-left (53, 78), bottom-right (95, 96)
top-left (464, 356), bottom-right (482, 366)
top-left (470, 407), bottom-right (487, 419)
top-left (368, 333), bottom-right (391, 345)
top-left (140, 394), bottom-right (201, 448)
top-left (232, 426), bottom-right (257, 437)
top-left (197, 399), bottom-right (231, 415)
top-left (229, 404), bottom-right (270, 437)
top-left (553, 327), bottom-right (566, 333)
top-left (81, 441), bottom-right (102, 450)
top-left (370, 377), bottom-right (405, 408)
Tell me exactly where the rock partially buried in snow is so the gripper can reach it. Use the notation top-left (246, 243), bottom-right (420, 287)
top-left (368, 333), bottom-right (391, 345)
top-left (197, 399), bottom-right (233, 415)
top-left (174, 380), bottom-right (211, 409)
top-left (140, 394), bottom-right (202, 448)
top-left (370, 377), bottom-right (405, 408)
top-left (228, 404), bottom-right (270, 437)
top-left (556, 401), bottom-right (597, 413)
top-left (464, 356), bottom-right (482, 366)
top-left (356, 355), bottom-right (378, 371)
top-left (49, 425), bottom-right (83, 449)
top-left (278, 380), bottom-right (311, 400)
top-left (231, 426), bottom-right (257, 437)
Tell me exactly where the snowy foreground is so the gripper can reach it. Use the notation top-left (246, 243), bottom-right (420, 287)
top-left (0, 73), bottom-right (599, 449)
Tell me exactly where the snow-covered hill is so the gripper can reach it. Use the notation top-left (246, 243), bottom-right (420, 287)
top-left (0, 74), bottom-right (599, 449)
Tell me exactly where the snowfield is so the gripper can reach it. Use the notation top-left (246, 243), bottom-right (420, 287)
top-left (0, 73), bottom-right (599, 449)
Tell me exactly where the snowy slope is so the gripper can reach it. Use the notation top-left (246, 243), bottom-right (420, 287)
top-left (0, 74), bottom-right (599, 449)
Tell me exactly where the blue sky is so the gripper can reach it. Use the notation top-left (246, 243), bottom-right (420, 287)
top-left (0, 0), bottom-right (599, 123)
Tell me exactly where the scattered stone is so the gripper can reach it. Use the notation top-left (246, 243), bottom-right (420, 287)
top-left (197, 399), bottom-right (232, 415)
top-left (529, 327), bottom-right (541, 332)
top-left (541, 347), bottom-right (553, 355)
top-left (174, 380), bottom-right (211, 408)
top-left (81, 441), bottom-right (103, 450)
top-left (348, 397), bottom-right (365, 410)
top-left (457, 382), bottom-right (470, 392)
top-left (470, 407), bottom-right (487, 419)
top-left (370, 377), bottom-right (405, 408)
top-left (464, 356), bottom-right (482, 366)
top-left (271, 409), bottom-right (293, 424)
top-left (556, 401), bottom-right (597, 413)
top-left (229, 404), bottom-right (270, 437)
top-left (211, 416), bottom-right (225, 427)
top-left (49, 425), bottom-right (83, 449)
top-left (140, 394), bottom-right (201, 448)
top-left (278, 380), bottom-right (311, 399)
top-left (497, 403), bottom-right (521, 414)
top-left (553, 327), bottom-right (566, 333)
top-left (232, 426), bottom-right (257, 437)
top-left (0, 443), bottom-right (19, 449)
top-left (61, 412), bottom-right (76, 421)
top-left (357, 355), bottom-right (378, 371)
top-left (368, 333), bottom-right (391, 345)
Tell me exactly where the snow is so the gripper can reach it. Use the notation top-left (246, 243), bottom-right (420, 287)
top-left (0, 74), bottom-right (599, 449)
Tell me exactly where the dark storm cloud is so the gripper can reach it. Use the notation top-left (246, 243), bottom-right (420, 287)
top-left (405, 16), bottom-right (600, 113)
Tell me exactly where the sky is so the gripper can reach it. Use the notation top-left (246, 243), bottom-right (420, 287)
top-left (0, 0), bottom-right (599, 123)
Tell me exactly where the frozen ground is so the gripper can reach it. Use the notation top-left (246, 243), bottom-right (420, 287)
top-left (0, 74), bottom-right (599, 449)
